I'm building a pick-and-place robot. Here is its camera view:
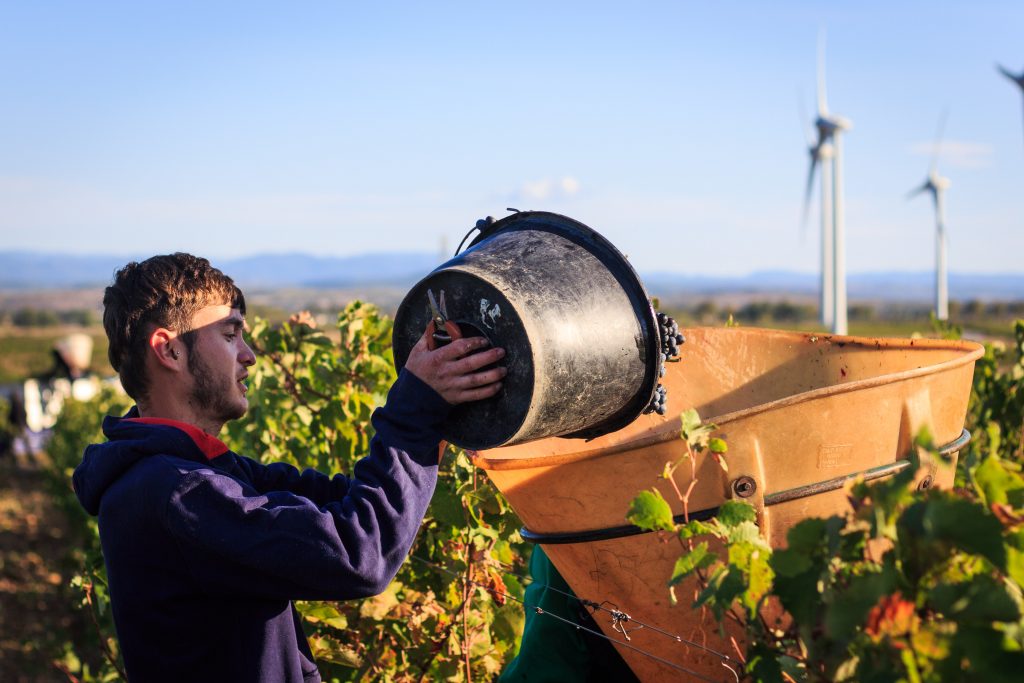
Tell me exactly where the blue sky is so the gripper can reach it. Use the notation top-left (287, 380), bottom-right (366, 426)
top-left (1, 1), bottom-right (1022, 275)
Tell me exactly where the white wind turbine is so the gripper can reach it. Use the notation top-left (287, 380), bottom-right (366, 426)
top-left (802, 33), bottom-right (852, 335)
top-left (908, 112), bottom-right (952, 321)
top-left (996, 63), bottom-right (1024, 147)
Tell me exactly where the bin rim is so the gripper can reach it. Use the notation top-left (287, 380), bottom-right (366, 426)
top-left (471, 328), bottom-right (985, 472)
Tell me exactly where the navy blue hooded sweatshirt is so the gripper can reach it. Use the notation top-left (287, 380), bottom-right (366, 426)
top-left (72, 369), bottom-right (449, 682)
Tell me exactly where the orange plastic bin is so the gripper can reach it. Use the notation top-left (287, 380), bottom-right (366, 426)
top-left (473, 327), bottom-right (984, 681)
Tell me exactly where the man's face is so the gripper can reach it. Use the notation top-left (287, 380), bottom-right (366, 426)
top-left (184, 305), bottom-right (256, 425)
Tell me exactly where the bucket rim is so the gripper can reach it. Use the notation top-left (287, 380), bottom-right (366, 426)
top-left (471, 327), bottom-right (985, 471)
top-left (467, 210), bottom-right (661, 440)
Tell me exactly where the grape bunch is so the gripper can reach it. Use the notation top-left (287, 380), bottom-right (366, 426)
top-left (658, 312), bottom-right (685, 365)
top-left (645, 312), bottom-right (686, 415)
top-left (647, 383), bottom-right (668, 415)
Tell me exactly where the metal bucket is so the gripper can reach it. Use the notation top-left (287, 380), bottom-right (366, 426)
top-left (392, 211), bottom-right (659, 450)
top-left (473, 327), bottom-right (984, 681)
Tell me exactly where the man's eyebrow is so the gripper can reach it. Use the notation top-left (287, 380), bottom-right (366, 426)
top-left (222, 316), bottom-right (246, 331)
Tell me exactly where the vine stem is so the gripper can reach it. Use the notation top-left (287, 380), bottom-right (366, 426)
top-left (417, 591), bottom-right (469, 683)
top-left (461, 486), bottom-right (475, 683)
top-left (52, 660), bottom-right (81, 683)
top-left (265, 349), bottom-right (331, 404)
top-left (83, 581), bottom-right (127, 680)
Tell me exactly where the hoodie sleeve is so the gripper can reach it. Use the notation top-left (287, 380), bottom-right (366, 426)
top-left (228, 372), bottom-right (448, 506)
top-left (161, 369), bottom-right (451, 601)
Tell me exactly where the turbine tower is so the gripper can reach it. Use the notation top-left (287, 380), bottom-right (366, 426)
top-left (996, 63), bottom-right (1024, 146)
top-left (802, 116), bottom-right (834, 330)
top-left (908, 112), bottom-right (952, 321)
top-left (802, 32), bottom-right (851, 335)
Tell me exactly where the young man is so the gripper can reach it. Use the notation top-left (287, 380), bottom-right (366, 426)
top-left (72, 253), bottom-right (505, 682)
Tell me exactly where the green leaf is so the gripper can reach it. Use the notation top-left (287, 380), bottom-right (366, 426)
top-left (679, 408), bottom-right (715, 449)
top-left (770, 547), bottom-right (812, 577)
top-left (679, 408), bottom-right (702, 435)
top-left (428, 490), bottom-right (465, 528)
top-left (677, 518), bottom-right (714, 540)
top-left (928, 574), bottom-right (1022, 624)
top-left (973, 455), bottom-right (1024, 507)
top-left (745, 546), bottom-right (774, 610)
top-left (952, 625), bottom-right (1024, 682)
top-left (1006, 533), bottom-right (1024, 588)
top-left (299, 601), bottom-right (349, 630)
top-left (824, 571), bottom-right (890, 642)
top-left (745, 642), bottom-right (786, 683)
top-left (708, 437), bottom-right (728, 454)
top-left (668, 541), bottom-right (716, 586)
top-left (785, 517), bottom-right (829, 554)
top-left (921, 497), bottom-right (1007, 571)
top-left (626, 489), bottom-right (675, 532)
top-left (717, 500), bottom-right (757, 527)
top-left (358, 581), bottom-right (401, 619)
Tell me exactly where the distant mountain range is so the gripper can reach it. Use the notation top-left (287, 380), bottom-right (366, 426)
top-left (0, 250), bottom-right (1021, 302)
top-left (0, 251), bottom-right (441, 290)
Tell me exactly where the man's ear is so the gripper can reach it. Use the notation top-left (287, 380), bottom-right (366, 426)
top-left (149, 328), bottom-right (183, 371)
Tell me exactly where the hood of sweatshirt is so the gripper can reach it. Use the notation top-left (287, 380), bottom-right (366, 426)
top-left (73, 407), bottom-right (230, 516)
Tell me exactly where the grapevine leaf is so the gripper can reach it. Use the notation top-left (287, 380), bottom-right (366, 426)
top-left (358, 582), bottom-right (401, 619)
top-left (626, 489), bottom-right (675, 532)
top-left (824, 571), bottom-right (890, 642)
top-left (679, 408), bottom-right (702, 435)
top-left (678, 519), bottom-right (714, 540)
top-left (679, 408), bottom-right (715, 449)
top-left (708, 437), bottom-right (728, 454)
top-left (771, 552), bottom-right (823, 626)
top-left (770, 547), bottom-right (812, 577)
top-left (299, 602), bottom-right (349, 630)
top-left (427, 490), bottom-right (465, 528)
top-left (1007, 531), bottom-right (1024, 587)
top-left (668, 541), bottom-right (716, 586)
top-left (952, 625), bottom-right (1024, 681)
top-left (973, 455), bottom-right (1024, 507)
top-left (745, 642), bottom-right (785, 683)
top-left (712, 451), bottom-right (729, 472)
top-left (785, 517), bottom-right (829, 555)
top-left (717, 500), bottom-right (757, 528)
top-left (745, 547), bottom-right (774, 610)
top-left (920, 497), bottom-right (1007, 571)
top-left (928, 574), bottom-right (1022, 624)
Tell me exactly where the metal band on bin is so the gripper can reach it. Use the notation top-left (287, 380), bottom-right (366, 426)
top-left (520, 428), bottom-right (971, 545)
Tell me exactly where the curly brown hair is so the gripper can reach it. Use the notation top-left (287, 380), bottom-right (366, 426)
top-left (103, 253), bottom-right (245, 401)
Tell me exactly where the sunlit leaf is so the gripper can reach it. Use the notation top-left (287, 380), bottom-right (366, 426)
top-left (668, 541), bottom-right (716, 586)
top-left (718, 500), bottom-right (757, 527)
top-left (626, 489), bottom-right (675, 532)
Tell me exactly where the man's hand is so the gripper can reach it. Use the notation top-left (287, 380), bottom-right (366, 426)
top-left (404, 327), bottom-right (506, 405)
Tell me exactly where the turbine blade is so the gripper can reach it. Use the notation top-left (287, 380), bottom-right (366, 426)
top-left (817, 28), bottom-right (828, 115)
top-left (997, 62), bottom-right (1016, 82)
top-left (798, 90), bottom-right (814, 146)
top-left (801, 155), bottom-right (819, 239)
top-left (906, 182), bottom-right (928, 201)
top-left (930, 108), bottom-right (948, 175)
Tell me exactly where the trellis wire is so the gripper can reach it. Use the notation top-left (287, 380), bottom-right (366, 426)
top-left (409, 555), bottom-right (739, 683)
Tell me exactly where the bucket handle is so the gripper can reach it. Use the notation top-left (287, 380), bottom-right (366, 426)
top-left (453, 211), bottom-right (522, 256)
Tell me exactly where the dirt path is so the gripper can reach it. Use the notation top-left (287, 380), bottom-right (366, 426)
top-left (0, 453), bottom-right (90, 682)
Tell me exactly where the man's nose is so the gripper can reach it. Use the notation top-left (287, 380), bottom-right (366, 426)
top-left (240, 341), bottom-right (256, 366)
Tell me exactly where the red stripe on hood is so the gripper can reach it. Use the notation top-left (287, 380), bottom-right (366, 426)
top-left (126, 418), bottom-right (229, 460)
